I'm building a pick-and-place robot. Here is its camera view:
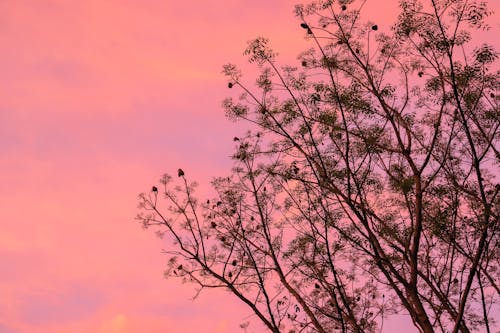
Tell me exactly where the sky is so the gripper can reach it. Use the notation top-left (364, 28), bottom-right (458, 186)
top-left (0, 1), bottom-right (497, 333)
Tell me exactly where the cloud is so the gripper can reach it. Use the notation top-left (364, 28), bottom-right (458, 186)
top-left (19, 284), bottom-right (106, 326)
top-left (0, 323), bottom-right (20, 333)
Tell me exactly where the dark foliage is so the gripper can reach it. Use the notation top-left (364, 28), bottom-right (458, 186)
top-left (137, 1), bottom-right (499, 332)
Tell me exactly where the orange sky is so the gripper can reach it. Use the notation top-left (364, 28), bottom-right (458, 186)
top-left (0, 1), bottom-right (497, 332)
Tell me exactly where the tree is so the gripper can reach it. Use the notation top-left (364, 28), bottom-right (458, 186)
top-left (137, 1), bottom-right (499, 332)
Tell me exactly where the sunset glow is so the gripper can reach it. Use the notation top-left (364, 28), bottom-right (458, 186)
top-left (1, 1), bottom-right (498, 332)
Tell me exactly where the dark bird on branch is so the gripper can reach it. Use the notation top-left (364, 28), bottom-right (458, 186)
top-left (178, 168), bottom-right (185, 177)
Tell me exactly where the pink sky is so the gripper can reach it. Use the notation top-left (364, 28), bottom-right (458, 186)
top-left (0, 1), bottom-right (497, 332)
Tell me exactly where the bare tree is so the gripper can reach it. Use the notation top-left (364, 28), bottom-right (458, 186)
top-left (137, 1), bottom-right (499, 332)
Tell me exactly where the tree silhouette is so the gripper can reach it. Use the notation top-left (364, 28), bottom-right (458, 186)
top-left (137, 1), bottom-right (498, 332)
